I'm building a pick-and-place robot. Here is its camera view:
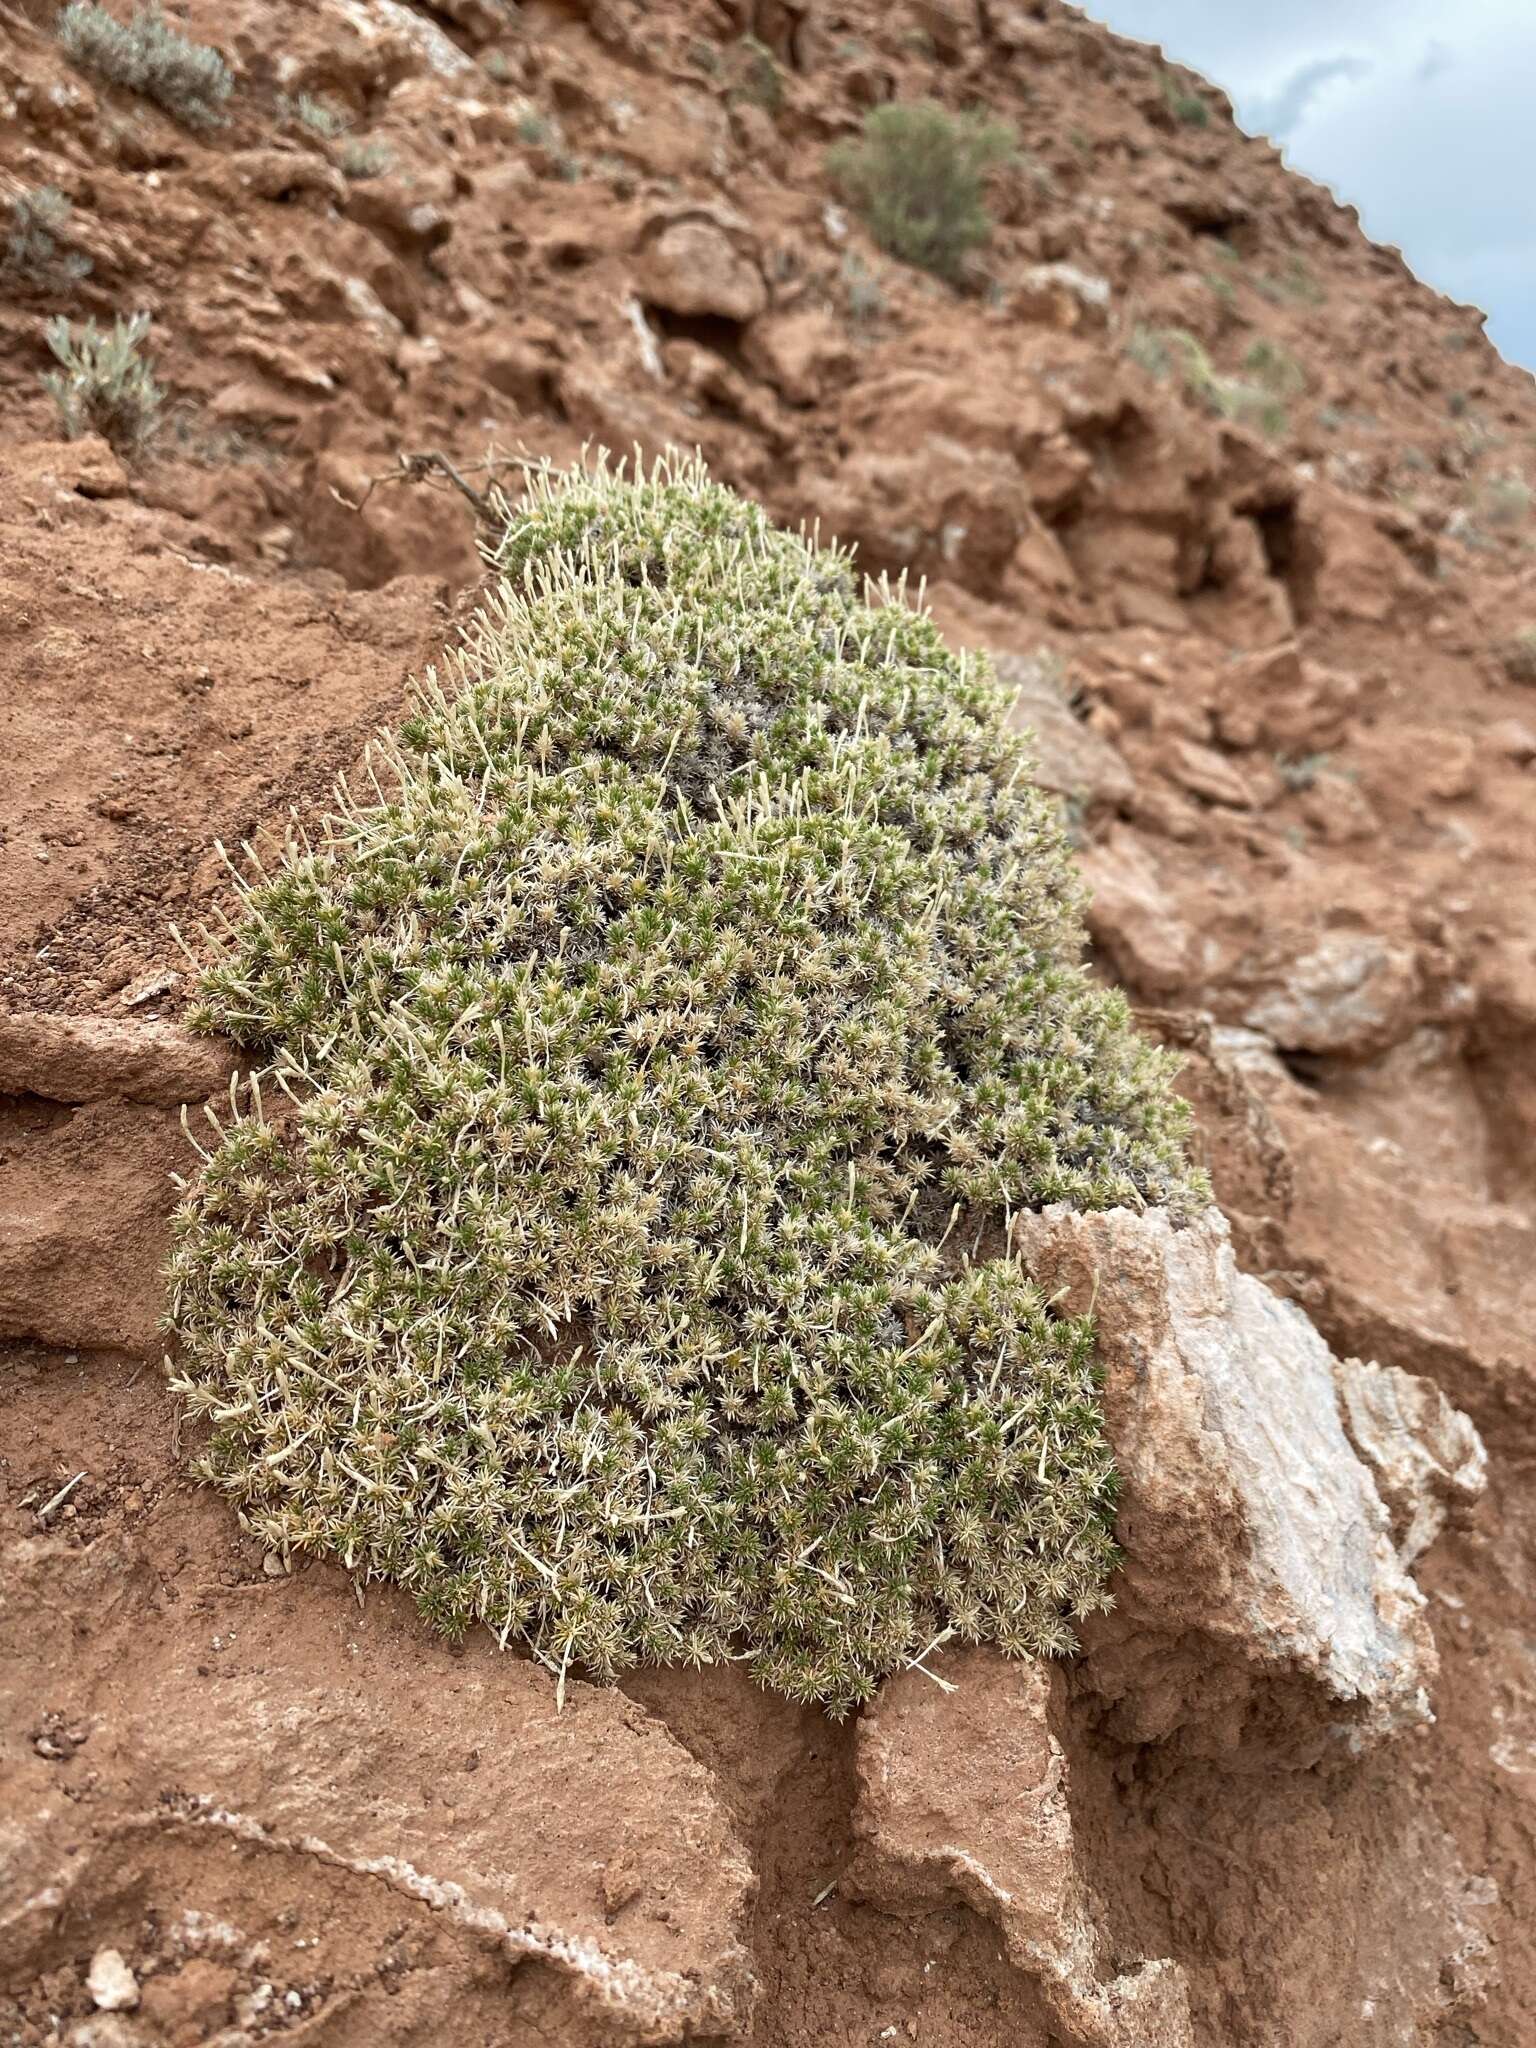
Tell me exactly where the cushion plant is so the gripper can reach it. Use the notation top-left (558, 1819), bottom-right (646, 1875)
top-left (166, 454), bottom-right (1205, 1714)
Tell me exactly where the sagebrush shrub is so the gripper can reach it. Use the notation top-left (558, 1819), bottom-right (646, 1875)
top-left (1242, 337), bottom-right (1306, 400)
top-left (166, 457), bottom-right (1204, 1713)
top-left (2, 185), bottom-right (91, 290)
top-left (42, 311), bottom-right (162, 454)
top-left (729, 35), bottom-right (782, 114)
top-left (279, 90), bottom-right (346, 139)
top-left (1129, 325), bottom-right (1294, 439)
top-left (58, 2), bottom-right (232, 129)
top-left (1481, 474), bottom-right (1532, 529)
top-left (828, 101), bottom-right (1014, 284)
top-left (1161, 70), bottom-right (1210, 126)
top-left (339, 137), bottom-right (392, 180)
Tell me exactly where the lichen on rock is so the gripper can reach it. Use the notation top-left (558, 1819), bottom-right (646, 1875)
top-left (165, 454), bottom-right (1204, 1713)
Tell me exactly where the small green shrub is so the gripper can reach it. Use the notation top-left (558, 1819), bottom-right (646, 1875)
top-left (1253, 257), bottom-right (1324, 308)
top-left (515, 107), bottom-right (551, 145)
top-left (1128, 325), bottom-right (1295, 438)
top-left (2, 184), bottom-right (91, 290)
top-left (1125, 324), bottom-right (1174, 378)
top-left (1480, 474), bottom-right (1532, 528)
top-left (1275, 750), bottom-right (1332, 793)
top-left (828, 101), bottom-right (1015, 285)
top-left (1498, 627), bottom-right (1536, 683)
top-left (58, 3), bottom-right (232, 129)
top-left (165, 456), bottom-right (1204, 1715)
top-left (1455, 415), bottom-right (1498, 464)
top-left (1242, 337), bottom-right (1306, 401)
top-left (730, 34), bottom-right (782, 114)
top-left (1160, 70), bottom-right (1210, 126)
top-left (42, 311), bottom-right (163, 454)
top-left (339, 137), bottom-right (393, 180)
top-left (280, 90), bottom-right (347, 139)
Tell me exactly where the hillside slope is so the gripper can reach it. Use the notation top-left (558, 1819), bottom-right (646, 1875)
top-left (2, 3), bottom-right (1534, 2044)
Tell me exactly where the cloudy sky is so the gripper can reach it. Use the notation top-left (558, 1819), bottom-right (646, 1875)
top-left (1081, 1), bottom-right (1536, 372)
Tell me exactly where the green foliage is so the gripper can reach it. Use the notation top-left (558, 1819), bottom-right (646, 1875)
top-left (166, 457), bottom-right (1204, 1715)
top-left (42, 311), bottom-right (162, 454)
top-left (1275, 750), bottom-right (1332, 793)
top-left (729, 35), bottom-right (782, 114)
top-left (1160, 69), bottom-right (1209, 126)
top-left (828, 101), bottom-right (1015, 285)
top-left (1480, 474), bottom-right (1532, 528)
top-left (1498, 627), bottom-right (1536, 684)
top-left (2, 184), bottom-right (91, 290)
top-left (57, 2), bottom-right (232, 129)
top-left (339, 137), bottom-right (393, 180)
top-left (1125, 324), bottom-right (1173, 378)
top-left (1242, 337), bottom-right (1306, 400)
top-left (1128, 325), bottom-right (1297, 439)
top-left (280, 90), bottom-right (347, 139)
top-left (1253, 257), bottom-right (1324, 308)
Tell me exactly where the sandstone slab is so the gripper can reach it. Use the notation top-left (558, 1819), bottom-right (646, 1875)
top-left (0, 1013), bottom-right (236, 1109)
top-left (994, 651), bottom-right (1135, 810)
top-left (637, 218), bottom-right (766, 324)
top-left (853, 1652), bottom-right (1192, 2048)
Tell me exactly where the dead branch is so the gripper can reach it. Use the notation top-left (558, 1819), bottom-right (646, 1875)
top-left (328, 447), bottom-right (551, 524)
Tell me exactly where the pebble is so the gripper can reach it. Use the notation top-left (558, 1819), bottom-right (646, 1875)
top-left (86, 1948), bottom-right (139, 2012)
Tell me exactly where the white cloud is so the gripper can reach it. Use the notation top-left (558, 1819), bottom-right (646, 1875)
top-left (1247, 56), bottom-right (1372, 141)
top-left (1081, 0), bottom-right (1536, 371)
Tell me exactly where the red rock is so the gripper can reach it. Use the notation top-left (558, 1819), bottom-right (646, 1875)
top-left (1160, 735), bottom-right (1253, 807)
top-left (854, 1653), bottom-right (1193, 2046)
top-left (1079, 829), bottom-right (1199, 992)
top-left (0, 1014), bottom-right (236, 1107)
top-left (741, 310), bottom-right (855, 407)
top-left (636, 217), bottom-right (766, 323)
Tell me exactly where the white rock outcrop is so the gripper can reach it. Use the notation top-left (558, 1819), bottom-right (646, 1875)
top-left (1334, 1354), bottom-right (1487, 1566)
top-left (1013, 1206), bottom-right (1485, 1759)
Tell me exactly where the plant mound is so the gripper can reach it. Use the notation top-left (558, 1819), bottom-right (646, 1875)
top-left (167, 456), bottom-right (1205, 1713)
top-left (828, 101), bottom-right (1015, 284)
